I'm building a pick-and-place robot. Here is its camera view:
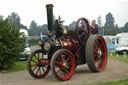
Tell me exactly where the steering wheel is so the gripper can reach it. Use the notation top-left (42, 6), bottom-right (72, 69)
top-left (75, 18), bottom-right (90, 45)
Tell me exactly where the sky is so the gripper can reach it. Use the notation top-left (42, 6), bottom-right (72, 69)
top-left (0, 0), bottom-right (128, 27)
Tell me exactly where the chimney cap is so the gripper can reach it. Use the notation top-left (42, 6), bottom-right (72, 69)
top-left (46, 4), bottom-right (54, 8)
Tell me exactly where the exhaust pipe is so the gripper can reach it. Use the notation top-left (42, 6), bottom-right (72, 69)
top-left (46, 4), bottom-right (54, 32)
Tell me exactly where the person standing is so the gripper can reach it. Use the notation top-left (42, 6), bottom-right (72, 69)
top-left (90, 20), bottom-right (99, 34)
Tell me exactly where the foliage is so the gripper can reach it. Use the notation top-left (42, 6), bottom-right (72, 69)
top-left (8, 12), bottom-right (28, 31)
top-left (0, 15), bottom-right (3, 20)
top-left (97, 15), bottom-right (102, 28)
top-left (122, 22), bottom-right (128, 32)
top-left (28, 20), bottom-right (48, 36)
top-left (0, 61), bottom-right (27, 73)
top-left (69, 21), bottom-right (76, 30)
top-left (8, 12), bottom-right (21, 28)
top-left (104, 12), bottom-right (115, 29)
top-left (101, 28), bottom-right (120, 36)
top-left (0, 19), bottom-right (25, 70)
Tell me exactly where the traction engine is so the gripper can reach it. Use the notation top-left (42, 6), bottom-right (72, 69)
top-left (27, 4), bottom-right (108, 81)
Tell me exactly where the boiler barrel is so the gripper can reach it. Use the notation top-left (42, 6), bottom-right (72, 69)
top-left (60, 38), bottom-right (79, 51)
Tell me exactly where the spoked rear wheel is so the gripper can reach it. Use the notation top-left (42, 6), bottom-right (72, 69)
top-left (51, 49), bottom-right (76, 81)
top-left (86, 35), bottom-right (108, 72)
top-left (27, 49), bottom-right (50, 79)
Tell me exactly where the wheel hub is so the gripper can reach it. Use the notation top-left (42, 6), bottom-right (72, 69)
top-left (63, 63), bottom-right (68, 68)
top-left (98, 50), bottom-right (102, 57)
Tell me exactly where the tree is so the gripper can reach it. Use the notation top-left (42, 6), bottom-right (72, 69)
top-left (8, 12), bottom-right (28, 31)
top-left (39, 24), bottom-right (48, 33)
top-left (114, 24), bottom-right (119, 29)
top-left (97, 15), bottom-right (102, 28)
top-left (28, 21), bottom-right (38, 36)
top-left (8, 12), bottom-right (21, 28)
top-left (0, 19), bottom-right (25, 70)
top-left (0, 15), bottom-right (3, 20)
top-left (123, 22), bottom-right (128, 32)
top-left (69, 21), bottom-right (76, 30)
top-left (104, 12), bottom-right (115, 29)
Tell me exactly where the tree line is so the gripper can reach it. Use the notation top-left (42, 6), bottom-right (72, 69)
top-left (1, 12), bottom-right (128, 36)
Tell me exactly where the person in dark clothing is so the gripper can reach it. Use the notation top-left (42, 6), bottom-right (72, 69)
top-left (90, 20), bottom-right (99, 34)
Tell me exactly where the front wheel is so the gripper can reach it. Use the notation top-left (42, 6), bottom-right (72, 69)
top-left (27, 49), bottom-right (50, 79)
top-left (51, 49), bottom-right (76, 81)
top-left (86, 35), bottom-right (108, 72)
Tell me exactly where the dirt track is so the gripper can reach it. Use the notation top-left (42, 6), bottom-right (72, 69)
top-left (1, 58), bottom-right (128, 85)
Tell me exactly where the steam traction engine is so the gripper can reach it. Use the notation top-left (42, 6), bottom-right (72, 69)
top-left (27, 4), bottom-right (108, 81)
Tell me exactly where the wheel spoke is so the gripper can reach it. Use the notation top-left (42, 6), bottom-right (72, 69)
top-left (100, 60), bottom-right (104, 65)
top-left (95, 39), bottom-right (100, 48)
top-left (93, 49), bottom-right (97, 53)
top-left (32, 65), bottom-right (37, 72)
top-left (67, 62), bottom-right (72, 65)
top-left (94, 43), bottom-right (98, 50)
top-left (38, 53), bottom-right (40, 60)
top-left (79, 32), bottom-right (85, 38)
top-left (56, 69), bottom-right (61, 74)
top-left (93, 53), bottom-right (98, 57)
top-left (36, 67), bottom-right (40, 75)
top-left (42, 67), bottom-right (45, 73)
top-left (66, 57), bottom-right (70, 62)
top-left (43, 65), bottom-right (48, 68)
top-left (55, 61), bottom-right (61, 65)
top-left (64, 69), bottom-right (69, 74)
top-left (39, 67), bottom-right (41, 76)
top-left (31, 59), bottom-right (37, 63)
top-left (61, 55), bottom-right (66, 62)
top-left (99, 44), bottom-right (103, 49)
top-left (31, 64), bottom-right (36, 67)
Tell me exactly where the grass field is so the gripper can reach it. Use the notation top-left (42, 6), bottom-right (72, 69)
top-left (0, 61), bottom-right (27, 73)
top-left (108, 52), bottom-right (128, 64)
top-left (85, 79), bottom-right (128, 85)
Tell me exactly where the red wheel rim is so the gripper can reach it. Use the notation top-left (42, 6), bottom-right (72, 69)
top-left (93, 36), bottom-right (107, 71)
top-left (30, 52), bottom-right (50, 78)
top-left (53, 51), bottom-right (75, 80)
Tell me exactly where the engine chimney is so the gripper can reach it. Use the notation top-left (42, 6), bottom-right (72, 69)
top-left (46, 4), bottom-right (54, 32)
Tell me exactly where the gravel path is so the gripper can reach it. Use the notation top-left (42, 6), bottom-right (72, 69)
top-left (1, 58), bottom-right (128, 85)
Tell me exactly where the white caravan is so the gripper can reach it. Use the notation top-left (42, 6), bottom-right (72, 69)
top-left (19, 29), bottom-right (31, 60)
top-left (115, 32), bottom-right (128, 55)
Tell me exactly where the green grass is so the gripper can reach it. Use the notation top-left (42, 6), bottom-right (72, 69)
top-left (84, 79), bottom-right (128, 85)
top-left (0, 61), bottom-right (27, 74)
top-left (108, 52), bottom-right (128, 64)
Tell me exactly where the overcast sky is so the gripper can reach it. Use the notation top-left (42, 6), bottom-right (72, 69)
top-left (0, 0), bottom-right (128, 27)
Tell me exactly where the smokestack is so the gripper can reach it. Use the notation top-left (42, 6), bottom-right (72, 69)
top-left (46, 4), bottom-right (54, 32)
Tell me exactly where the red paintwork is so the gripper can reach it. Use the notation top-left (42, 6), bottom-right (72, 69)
top-left (40, 60), bottom-right (50, 65)
top-left (93, 36), bottom-right (108, 71)
top-left (61, 38), bottom-right (79, 52)
top-left (30, 58), bottom-right (50, 78)
top-left (54, 51), bottom-right (75, 80)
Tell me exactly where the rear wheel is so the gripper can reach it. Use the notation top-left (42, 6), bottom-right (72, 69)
top-left (51, 49), bottom-right (76, 81)
top-left (86, 35), bottom-right (108, 72)
top-left (27, 49), bottom-right (50, 79)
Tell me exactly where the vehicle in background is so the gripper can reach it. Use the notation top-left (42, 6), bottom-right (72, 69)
top-left (18, 29), bottom-right (31, 61)
top-left (115, 32), bottom-right (128, 55)
top-left (103, 36), bottom-right (115, 51)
